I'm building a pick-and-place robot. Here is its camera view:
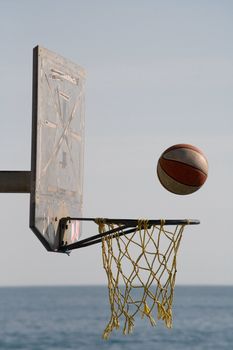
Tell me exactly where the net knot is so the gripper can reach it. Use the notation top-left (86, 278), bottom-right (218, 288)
top-left (95, 218), bottom-right (106, 233)
top-left (160, 219), bottom-right (165, 226)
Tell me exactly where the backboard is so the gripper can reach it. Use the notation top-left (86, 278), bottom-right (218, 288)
top-left (30, 46), bottom-right (85, 251)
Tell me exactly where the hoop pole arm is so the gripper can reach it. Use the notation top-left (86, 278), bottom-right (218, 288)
top-left (59, 226), bottom-right (139, 252)
top-left (0, 171), bottom-right (31, 193)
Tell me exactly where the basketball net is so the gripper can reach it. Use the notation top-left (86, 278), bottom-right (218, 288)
top-left (96, 219), bottom-right (186, 339)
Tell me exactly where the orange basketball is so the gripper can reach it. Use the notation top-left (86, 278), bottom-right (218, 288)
top-left (157, 144), bottom-right (208, 195)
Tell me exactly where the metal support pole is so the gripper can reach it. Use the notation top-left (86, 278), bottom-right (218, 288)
top-left (0, 171), bottom-right (31, 193)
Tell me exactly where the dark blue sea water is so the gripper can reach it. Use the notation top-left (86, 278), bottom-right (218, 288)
top-left (0, 286), bottom-right (232, 350)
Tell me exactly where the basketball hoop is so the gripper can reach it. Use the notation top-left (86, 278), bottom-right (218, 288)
top-left (59, 217), bottom-right (199, 338)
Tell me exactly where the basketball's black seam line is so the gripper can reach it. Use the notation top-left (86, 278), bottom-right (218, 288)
top-left (161, 158), bottom-right (208, 177)
top-left (157, 166), bottom-right (201, 188)
top-left (157, 169), bottom-right (197, 194)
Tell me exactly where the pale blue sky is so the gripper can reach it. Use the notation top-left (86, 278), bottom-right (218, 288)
top-left (0, 0), bottom-right (232, 286)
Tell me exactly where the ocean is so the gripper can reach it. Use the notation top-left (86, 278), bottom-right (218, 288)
top-left (0, 286), bottom-right (232, 350)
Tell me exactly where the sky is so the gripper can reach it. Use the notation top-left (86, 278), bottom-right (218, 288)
top-left (0, 0), bottom-right (232, 286)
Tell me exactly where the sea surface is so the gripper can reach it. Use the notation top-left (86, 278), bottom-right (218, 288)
top-left (0, 286), bottom-right (232, 350)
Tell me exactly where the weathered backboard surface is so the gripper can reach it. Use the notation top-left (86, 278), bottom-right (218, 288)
top-left (30, 46), bottom-right (85, 251)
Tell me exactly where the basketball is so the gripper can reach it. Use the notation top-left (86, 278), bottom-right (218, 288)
top-left (157, 144), bottom-right (208, 195)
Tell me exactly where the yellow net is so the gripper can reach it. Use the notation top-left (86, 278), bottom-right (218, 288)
top-left (96, 219), bottom-right (186, 339)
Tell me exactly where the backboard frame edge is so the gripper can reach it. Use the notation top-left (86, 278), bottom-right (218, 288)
top-left (29, 45), bottom-right (53, 252)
